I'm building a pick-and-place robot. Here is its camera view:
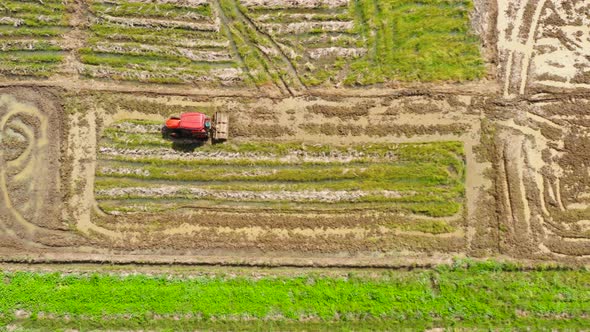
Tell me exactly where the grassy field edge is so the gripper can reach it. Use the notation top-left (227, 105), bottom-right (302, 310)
top-left (1, 260), bottom-right (588, 330)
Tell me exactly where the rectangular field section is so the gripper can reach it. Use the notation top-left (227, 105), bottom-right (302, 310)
top-left (82, 0), bottom-right (244, 85)
top-left (96, 120), bottom-right (465, 220)
top-left (0, 0), bottom-right (69, 78)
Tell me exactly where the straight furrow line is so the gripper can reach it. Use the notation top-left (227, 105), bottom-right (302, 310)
top-left (98, 146), bottom-right (400, 162)
top-left (90, 36), bottom-right (229, 50)
top-left (92, 2), bottom-right (212, 20)
top-left (251, 12), bottom-right (351, 23)
top-left (307, 47), bottom-right (366, 59)
top-left (88, 42), bottom-right (233, 62)
top-left (260, 21), bottom-right (354, 35)
top-left (0, 40), bottom-right (61, 51)
top-left (97, 14), bottom-right (220, 32)
top-left (240, 0), bottom-right (349, 9)
top-left (98, 199), bottom-right (462, 217)
top-left (82, 65), bottom-right (243, 83)
top-left (95, 187), bottom-right (383, 202)
top-left (97, 0), bottom-right (210, 6)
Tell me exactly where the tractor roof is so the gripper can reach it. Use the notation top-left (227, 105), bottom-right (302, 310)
top-left (179, 112), bottom-right (206, 130)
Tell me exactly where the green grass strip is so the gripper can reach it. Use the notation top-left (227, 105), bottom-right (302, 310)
top-left (86, 40), bottom-right (228, 59)
top-left (99, 154), bottom-right (393, 167)
top-left (0, 26), bottom-right (68, 37)
top-left (96, 160), bottom-right (458, 185)
top-left (0, 51), bottom-right (64, 63)
top-left (0, 1), bottom-right (66, 14)
top-left (247, 7), bottom-right (349, 14)
top-left (81, 66), bottom-right (226, 85)
top-left (6, 12), bottom-right (68, 26)
top-left (79, 49), bottom-right (234, 68)
top-left (1, 262), bottom-right (589, 329)
top-left (4, 0), bottom-right (64, 4)
top-left (97, 142), bottom-right (464, 184)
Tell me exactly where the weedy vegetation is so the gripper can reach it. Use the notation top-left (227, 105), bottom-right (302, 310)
top-left (346, 0), bottom-right (485, 84)
top-left (1, 261), bottom-right (588, 330)
top-left (239, 0), bottom-right (484, 87)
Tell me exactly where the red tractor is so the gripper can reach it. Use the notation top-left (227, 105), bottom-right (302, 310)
top-left (162, 111), bottom-right (228, 142)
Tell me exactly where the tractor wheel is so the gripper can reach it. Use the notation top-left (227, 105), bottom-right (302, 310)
top-left (161, 126), bottom-right (170, 138)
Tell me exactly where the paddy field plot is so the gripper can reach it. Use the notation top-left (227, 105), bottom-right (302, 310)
top-left (91, 118), bottom-right (467, 253)
top-left (0, 0), bottom-right (484, 89)
top-left (82, 0), bottom-right (247, 85)
top-left (0, 0), bottom-right (69, 78)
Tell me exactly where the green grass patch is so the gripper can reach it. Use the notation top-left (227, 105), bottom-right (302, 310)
top-left (238, 0), bottom-right (484, 86)
top-left (219, 0), bottom-right (295, 87)
top-left (346, 0), bottom-right (484, 84)
top-left (0, 51), bottom-right (64, 63)
top-left (1, 263), bottom-right (589, 329)
top-left (397, 219), bottom-right (456, 234)
top-left (0, 25), bottom-right (68, 37)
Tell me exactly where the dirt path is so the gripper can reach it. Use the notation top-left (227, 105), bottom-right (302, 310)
top-left (0, 79), bottom-right (498, 99)
top-left (67, 108), bottom-right (121, 240)
top-left (55, 0), bottom-right (89, 79)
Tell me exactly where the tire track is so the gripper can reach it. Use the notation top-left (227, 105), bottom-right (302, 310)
top-left (237, 6), bottom-right (306, 93)
top-left (213, 0), bottom-right (258, 90)
top-left (498, 0), bottom-right (548, 97)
